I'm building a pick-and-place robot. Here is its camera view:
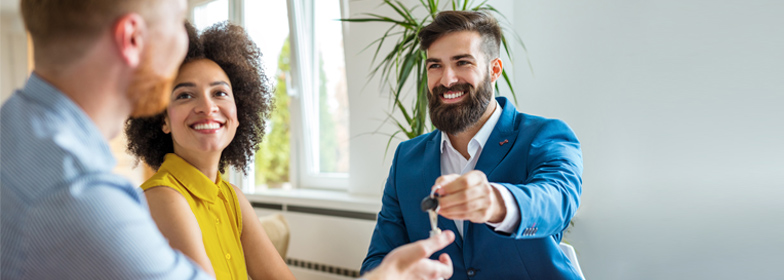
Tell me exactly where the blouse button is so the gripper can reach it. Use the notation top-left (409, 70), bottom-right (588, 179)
top-left (216, 218), bottom-right (220, 225)
top-left (225, 253), bottom-right (231, 260)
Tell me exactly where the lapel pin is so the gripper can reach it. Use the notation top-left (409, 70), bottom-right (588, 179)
top-left (499, 139), bottom-right (509, 146)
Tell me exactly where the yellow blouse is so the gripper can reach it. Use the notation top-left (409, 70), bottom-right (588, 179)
top-left (141, 153), bottom-right (247, 280)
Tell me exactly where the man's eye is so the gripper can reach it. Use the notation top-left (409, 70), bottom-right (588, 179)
top-left (428, 64), bottom-right (441, 69)
top-left (175, 93), bottom-right (192, 100)
top-left (457, 61), bottom-right (470, 66)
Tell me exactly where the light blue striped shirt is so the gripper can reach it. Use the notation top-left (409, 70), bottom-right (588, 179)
top-left (1, 74), bottom-right (212, 279)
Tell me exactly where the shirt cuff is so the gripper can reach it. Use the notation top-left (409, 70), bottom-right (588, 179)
top-left (486, 183), bottom-right (520, 234)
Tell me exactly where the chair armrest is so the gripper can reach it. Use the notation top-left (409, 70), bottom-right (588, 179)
top-left (258, 214), bottom-right (290, 259)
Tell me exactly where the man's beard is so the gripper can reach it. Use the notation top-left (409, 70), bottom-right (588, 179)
top-left (428, 74), bottom-right (494, 135)
top-left (127, 51), bottom-right (177, 117)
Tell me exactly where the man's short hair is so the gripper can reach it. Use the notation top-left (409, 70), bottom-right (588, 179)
top-left (418, 11), bottom-right (502, 62)
top-left (20, 0), bottom-right (158, 65)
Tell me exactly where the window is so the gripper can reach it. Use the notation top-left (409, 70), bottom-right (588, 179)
top-left (191, 0), bottom-right (228, 30)
top-left (190, 0), bottom-right (350, 191)
top-left (244, 0), bottom-right (292, 190)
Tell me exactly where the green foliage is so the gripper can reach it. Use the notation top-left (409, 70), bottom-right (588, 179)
top-left (255, 39), bottom-right (291, 186)
top-left (341, 0), bottom-right (527, 152)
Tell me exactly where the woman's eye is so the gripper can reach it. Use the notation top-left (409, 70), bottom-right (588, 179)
top-left (175, 93), bottom-right (192, 100)
top-left (215, 91), bottom-right (229, 97)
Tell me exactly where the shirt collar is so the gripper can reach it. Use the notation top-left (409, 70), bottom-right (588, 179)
top-left (160, 153), bottom-right (222, 203)
top-left (440, 99), bottom-right (503, 154)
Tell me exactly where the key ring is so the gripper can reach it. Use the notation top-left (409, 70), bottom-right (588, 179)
top-left (421, 185), bottom-right (442, 212)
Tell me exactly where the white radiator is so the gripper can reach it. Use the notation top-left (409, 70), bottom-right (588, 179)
top-left (253, 202), bottom-right (378, 280)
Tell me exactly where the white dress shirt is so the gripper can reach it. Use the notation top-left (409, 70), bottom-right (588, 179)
top-left (439, 100), bottom-right (520, 237)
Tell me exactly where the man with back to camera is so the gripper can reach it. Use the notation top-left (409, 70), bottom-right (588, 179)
top-left (0, 0), bottom-right (454, 279)
top-left (361, 11), bottom-right (584, 279)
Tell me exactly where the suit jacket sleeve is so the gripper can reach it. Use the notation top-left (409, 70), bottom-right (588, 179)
top-left (360, 146), bottom-right (410, 274)
top-left (501, 119), bottom-right (583, 239)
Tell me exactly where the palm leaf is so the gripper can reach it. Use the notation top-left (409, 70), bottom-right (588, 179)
top-left (501, 69), bottom-right (517, 104)
top-left (340, 15), bottom-right (414, 29)
top-left (383, 130), bottom-right (404, 161)
top-left (384, 0), bottom-right (415, 24)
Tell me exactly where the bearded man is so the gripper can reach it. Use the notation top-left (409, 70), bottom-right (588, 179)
top-left (361, 11), bottom-right (584, 280)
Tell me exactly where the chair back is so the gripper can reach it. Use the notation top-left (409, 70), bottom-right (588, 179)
top-left (559, 242), bottom-right (585, 279)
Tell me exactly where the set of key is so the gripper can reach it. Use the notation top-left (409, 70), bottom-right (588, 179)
top-left (420, 186), bottom-right (442, 237)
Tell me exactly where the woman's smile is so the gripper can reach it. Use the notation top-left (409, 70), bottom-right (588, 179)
top-left (190, 119), bottom-right (225, 133)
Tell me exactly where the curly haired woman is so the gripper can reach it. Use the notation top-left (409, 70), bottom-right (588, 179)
top-left (125, 21), bottom-right (294, 280)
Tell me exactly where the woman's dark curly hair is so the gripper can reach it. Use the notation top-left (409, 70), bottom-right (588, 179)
top-left (125, 21), bottom-right (272, 174)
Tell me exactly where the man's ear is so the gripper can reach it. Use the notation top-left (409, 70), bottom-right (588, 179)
top-left (162, 115), bottom-right (171, 134)
top-left (489, 58), bottom-right (503, 83)
top-left (113, 13), bottom-right (146, 68)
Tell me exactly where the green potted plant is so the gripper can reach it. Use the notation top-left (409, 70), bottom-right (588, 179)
top-left (342, 0), bottom-right (528, 152)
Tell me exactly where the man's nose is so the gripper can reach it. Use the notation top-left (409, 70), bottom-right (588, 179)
top-left (440, 66), bottom-right (458, 88)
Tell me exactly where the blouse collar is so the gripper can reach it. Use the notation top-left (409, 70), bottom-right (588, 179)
top-left (160, 153), bottom-right (222, 203)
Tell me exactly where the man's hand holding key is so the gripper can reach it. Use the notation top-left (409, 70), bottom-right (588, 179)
top-left (432, 171), bottom-right (507, 224)
top-left (420, 186), bottom-right (442, 237)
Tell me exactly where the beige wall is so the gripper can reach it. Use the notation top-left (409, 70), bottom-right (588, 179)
top-left (1, 11), bottom-right (28, 104)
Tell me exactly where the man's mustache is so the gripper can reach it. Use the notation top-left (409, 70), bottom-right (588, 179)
top-left (432, 83), bottom-right (474, 96)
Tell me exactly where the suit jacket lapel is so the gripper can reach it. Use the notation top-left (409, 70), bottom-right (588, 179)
top-left (475, 98), bottom-right (519, 178)
top-left (423, 134), bottom-right (463, 249)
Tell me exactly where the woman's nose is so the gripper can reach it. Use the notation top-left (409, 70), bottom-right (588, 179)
top-left (195, 94), bottom-right (218, 114)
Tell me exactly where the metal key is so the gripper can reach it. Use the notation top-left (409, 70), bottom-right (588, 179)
top-left (420, 186), bottom-right (442, 237)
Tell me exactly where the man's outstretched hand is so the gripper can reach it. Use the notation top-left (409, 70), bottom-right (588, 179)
top-left (363, 230), bottom-right (455, 280)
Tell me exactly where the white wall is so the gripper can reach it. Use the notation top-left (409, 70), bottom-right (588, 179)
top-left (345, 0), bottom-right (784, 279)
top-left (512, 0), bottom-right (784, 279)
top-left (344, 0), bottom-right (402, 195)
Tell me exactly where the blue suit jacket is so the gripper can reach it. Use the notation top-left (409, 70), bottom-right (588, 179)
top-left (361, 97), bottom-right (583, 279)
